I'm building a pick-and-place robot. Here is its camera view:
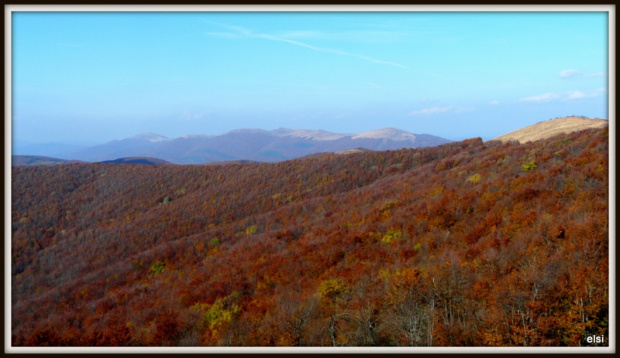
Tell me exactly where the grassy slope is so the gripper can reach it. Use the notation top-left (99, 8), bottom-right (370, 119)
top-left (493, 116), bottom-right (608, 143)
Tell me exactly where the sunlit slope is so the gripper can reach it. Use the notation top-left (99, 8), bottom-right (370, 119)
top-left (493, 116), bottom-right (608, 143)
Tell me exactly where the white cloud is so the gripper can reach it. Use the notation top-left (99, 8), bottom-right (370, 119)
top-left (520, 93), bottom-right (560, 102)
top-left (489, 100), bottom-right (500, 105)
top-left (559, 69), bottom-right (582, 78)
top-left (559, 69), bottom-right (606, 79)
top-left (567, 88), bottom-right (607, 100)
top-left (178, 110), bottom-right (211, 121)
top-left (566, 90), bottom-right (587, 100)
top-left (593, 87), bottom-right (607, 95)
top-left (409, 106), bottom-right (453, 116)
top-left (519, 88), bottom-right (607, 103)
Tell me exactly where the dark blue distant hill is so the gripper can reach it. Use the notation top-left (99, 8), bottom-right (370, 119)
top-left (12, 155), bottom-right (84, 166)
top-left (99, 157), bottom-right (171, 165)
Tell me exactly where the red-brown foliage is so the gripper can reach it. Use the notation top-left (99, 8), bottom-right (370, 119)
top-left (11, 128), bottom-right (609, 346)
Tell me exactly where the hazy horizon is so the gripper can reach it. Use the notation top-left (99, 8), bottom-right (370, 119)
top-left (10, 8), bottom-right (610, 146)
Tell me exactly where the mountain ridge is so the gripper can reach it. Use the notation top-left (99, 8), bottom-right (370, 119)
top-left (38, 127), bottom-right (451, 164)
top-left (127, 133), bottom-right (172, 143)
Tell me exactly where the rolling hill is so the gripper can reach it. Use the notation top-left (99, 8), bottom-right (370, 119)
top-left (99, 157), bottom-right (172, 165)
top-left (492, 116), bottom-right (608, 143)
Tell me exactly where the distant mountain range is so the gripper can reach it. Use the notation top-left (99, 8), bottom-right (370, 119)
top-left (14, 117), bottom-right (608, 166)
top-left (15, 128), bottom-right (451, 164)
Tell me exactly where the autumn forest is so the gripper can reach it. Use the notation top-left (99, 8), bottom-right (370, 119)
top-left (10, 127), bottom-right (609, 347)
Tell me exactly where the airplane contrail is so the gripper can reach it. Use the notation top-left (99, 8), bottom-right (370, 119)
top-left (255, 33), bottom-right (410, 70)
top-left (204, 21), bottom-right (410, 70)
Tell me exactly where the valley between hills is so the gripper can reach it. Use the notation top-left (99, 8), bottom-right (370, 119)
top-left (10, 117), bottom-right (609, 347)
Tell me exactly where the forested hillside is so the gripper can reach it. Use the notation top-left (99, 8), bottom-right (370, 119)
top-left (11, 127), bottom-right (609, 346)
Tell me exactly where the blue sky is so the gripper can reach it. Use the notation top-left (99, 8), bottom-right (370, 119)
top-left (11, 10), bottom-right (609, 145)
